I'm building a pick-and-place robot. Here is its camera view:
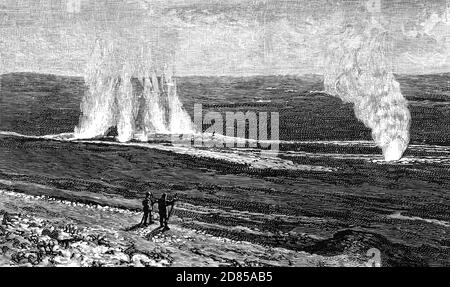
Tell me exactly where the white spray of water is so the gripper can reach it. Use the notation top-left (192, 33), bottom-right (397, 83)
top-left (116, 62), bottom-right (137, 142)
top-left (74, 39), bottom-right (194, 142)
top-left (141, 70), bottom-right (168, 135)
top-left (323, 19), bottom-right (411, 161)
top-left (74, 40), bottom-right (118, 139)
top-left (167, 76), bottom-right (195, 134)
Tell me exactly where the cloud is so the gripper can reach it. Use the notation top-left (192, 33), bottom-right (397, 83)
top-left (0, 0), bottom-right (449, 76)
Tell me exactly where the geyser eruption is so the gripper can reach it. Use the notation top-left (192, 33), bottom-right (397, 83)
top-left (74, 39), bottom-right (194, 142)
top-left (323, 19), bottom-right (411, 161)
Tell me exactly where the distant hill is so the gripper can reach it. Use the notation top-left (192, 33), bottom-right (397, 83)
top-left (396, 73), bottom-right (450, 102)
top-left (1, 72), bottom-right (448, 102)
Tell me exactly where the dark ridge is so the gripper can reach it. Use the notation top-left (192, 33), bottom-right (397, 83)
top-left (304, 229), bottom-right (450, 267)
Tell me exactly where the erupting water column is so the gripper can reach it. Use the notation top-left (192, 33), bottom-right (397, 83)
top-left (74, 39), bottom-right (194, 142)
top-left (323, 19), bottom-right (411, 161)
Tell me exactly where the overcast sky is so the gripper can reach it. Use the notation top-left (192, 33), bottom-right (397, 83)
top-left (0, 0), bottom-right (449, 76)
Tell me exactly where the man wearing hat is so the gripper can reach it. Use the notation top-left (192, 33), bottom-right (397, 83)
top-left (158, 193), bottom-right (177, 230)
top-left (141, 192), bottom-right (156, 226)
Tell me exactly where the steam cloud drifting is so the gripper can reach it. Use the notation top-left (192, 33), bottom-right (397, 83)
top-left (323, 17), bottom-right (411, 161)
top-left (74, 37), bottom-right (193, 142)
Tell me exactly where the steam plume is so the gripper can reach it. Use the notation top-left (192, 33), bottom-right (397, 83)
top-left (323, 19), bottom-right (411, 161)
top-left (74, 38), bottom-right (194, 142)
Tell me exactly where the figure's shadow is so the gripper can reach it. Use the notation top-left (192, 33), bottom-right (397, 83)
top-left (145, 226), bottom-right (165, 239)
top-left (124, 219), bottom-right (163, 232)
top-left (123, 223), bottom-right (145, 231)
top-left (123, 222), bottom-right (168, 240)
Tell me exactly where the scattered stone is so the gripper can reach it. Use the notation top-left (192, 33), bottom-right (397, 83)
top-left (132, 254), bottom-right (151, 267)
top-left (41, 229), bottom-right (52, 237)
top-left (1, 246), bottom-right (9, 254)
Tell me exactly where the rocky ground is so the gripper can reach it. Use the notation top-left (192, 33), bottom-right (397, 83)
top-left (0, 189), bottom-right (368, 267)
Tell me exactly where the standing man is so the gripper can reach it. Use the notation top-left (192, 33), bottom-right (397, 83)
top-left (158, 193), bottom-right (177, 230)
top-left (141, 192), bottom-right (156, 226)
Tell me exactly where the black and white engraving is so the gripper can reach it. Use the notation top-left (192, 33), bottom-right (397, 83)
top-left (0, 0), bottom-right (449, 268)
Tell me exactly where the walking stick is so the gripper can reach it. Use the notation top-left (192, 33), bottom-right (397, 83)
top-left (140, 213), bottom-right (145, 226)
top-left (166, 194), bottom-right (178, 224)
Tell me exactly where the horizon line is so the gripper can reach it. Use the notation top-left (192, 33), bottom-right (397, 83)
top-left (1, 71), bottom-right (449, 79)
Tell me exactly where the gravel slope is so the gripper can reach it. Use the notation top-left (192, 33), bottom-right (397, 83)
top-left (0, 190), bottom-right (366, 267)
